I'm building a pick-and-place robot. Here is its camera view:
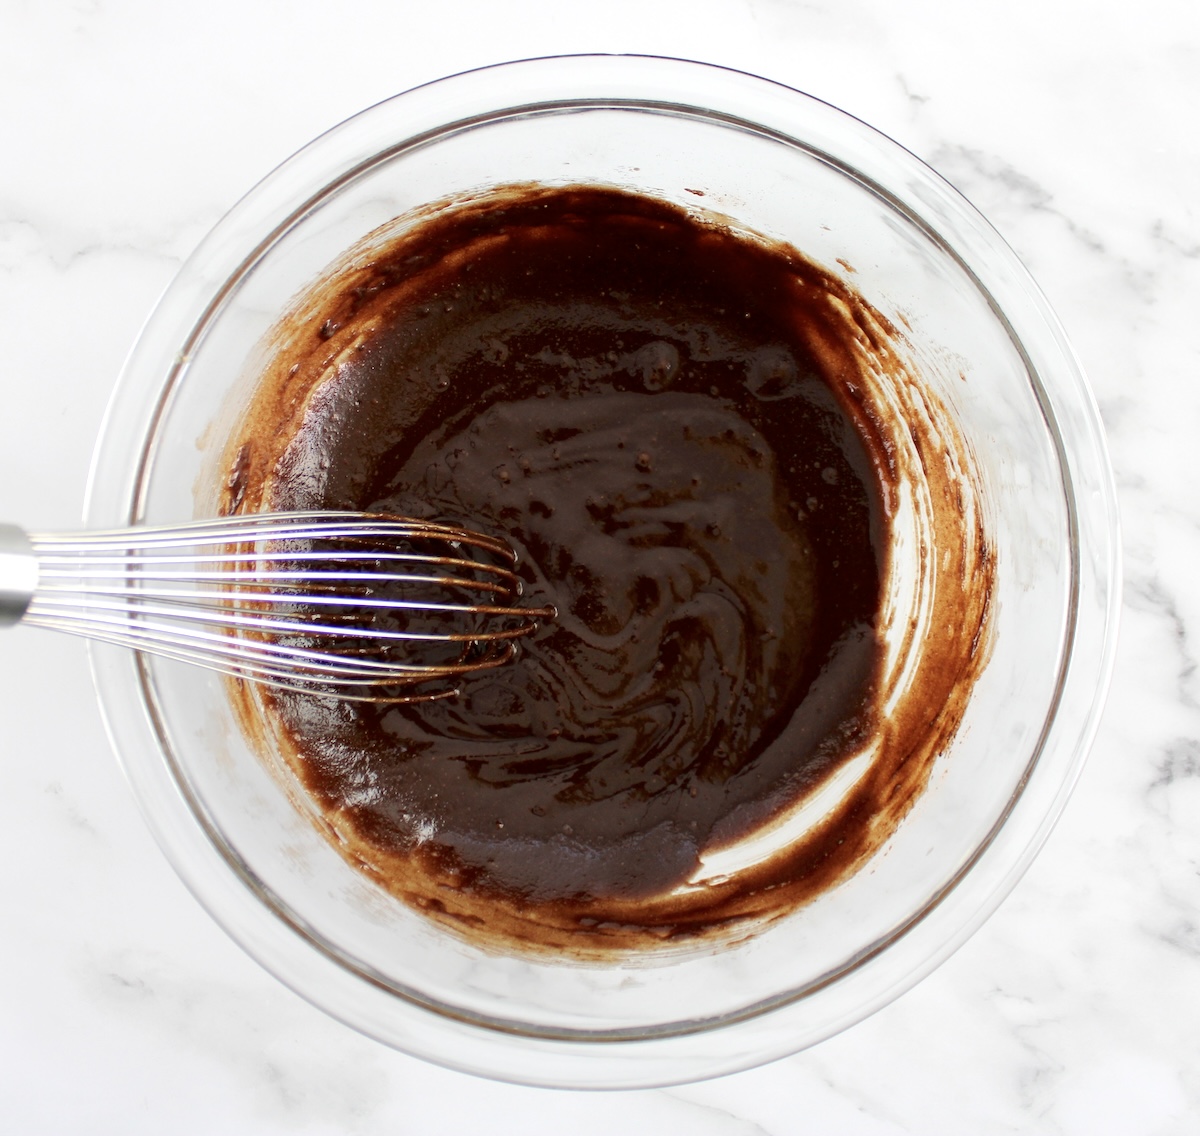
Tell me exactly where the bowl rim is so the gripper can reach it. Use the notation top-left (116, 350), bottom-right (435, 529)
top-left (84, 53), bottom-right (1122, 1088)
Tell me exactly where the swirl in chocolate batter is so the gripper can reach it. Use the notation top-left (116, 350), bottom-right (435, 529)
top-left (222, 185), bottom-right (992, 957)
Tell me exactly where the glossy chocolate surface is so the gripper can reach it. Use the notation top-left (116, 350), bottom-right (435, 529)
top-left (225, 186), bottom-right (992, 955)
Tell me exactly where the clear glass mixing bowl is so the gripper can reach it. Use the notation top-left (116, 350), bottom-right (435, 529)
top-left (85, 55), bottom-right (1120, 1088)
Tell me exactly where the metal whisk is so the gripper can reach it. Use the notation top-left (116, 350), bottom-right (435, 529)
top-left (0, 511), bottom-right (554, 702)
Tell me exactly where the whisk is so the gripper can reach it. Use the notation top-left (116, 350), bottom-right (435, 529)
top-left (0, 511), bottom-right (554, 702)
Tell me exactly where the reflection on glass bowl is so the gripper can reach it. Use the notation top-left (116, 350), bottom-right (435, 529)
top-left (86, 55), bottom-right (1120, 1088)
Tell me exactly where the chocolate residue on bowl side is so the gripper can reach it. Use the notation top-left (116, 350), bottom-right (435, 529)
top-left (223, 185), bottom-right (993, 958)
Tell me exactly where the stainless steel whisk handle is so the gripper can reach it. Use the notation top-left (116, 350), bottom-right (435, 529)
top-left (0, 523), bottom-right (36, 627)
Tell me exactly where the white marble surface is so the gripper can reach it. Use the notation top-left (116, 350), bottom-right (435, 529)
top-left (1, 0), bottom-right (1196, 1131)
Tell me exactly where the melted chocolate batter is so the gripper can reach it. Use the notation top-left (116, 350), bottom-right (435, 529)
top-left (225, 186), bottom-right (991, 955)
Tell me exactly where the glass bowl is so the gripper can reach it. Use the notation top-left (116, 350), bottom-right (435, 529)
top-left (85, 55), bottom-right (1120, 1088)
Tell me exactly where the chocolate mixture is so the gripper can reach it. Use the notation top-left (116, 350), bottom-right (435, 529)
top-left (225, 186), bottom-right (992, 956)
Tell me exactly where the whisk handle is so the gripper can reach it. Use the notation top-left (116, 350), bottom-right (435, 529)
top-left (0, 524), bottom-right (36, 627)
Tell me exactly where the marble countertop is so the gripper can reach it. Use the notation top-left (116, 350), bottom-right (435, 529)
top-left (1, 1), bottom-right (1196, 1131)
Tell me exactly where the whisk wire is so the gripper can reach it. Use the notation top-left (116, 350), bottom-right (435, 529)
top-left (11, 511), bottom-right (553, 701)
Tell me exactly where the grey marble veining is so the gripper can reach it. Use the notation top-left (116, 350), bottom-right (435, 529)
top-left (1, 1), bottom-right (1197, 1131)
